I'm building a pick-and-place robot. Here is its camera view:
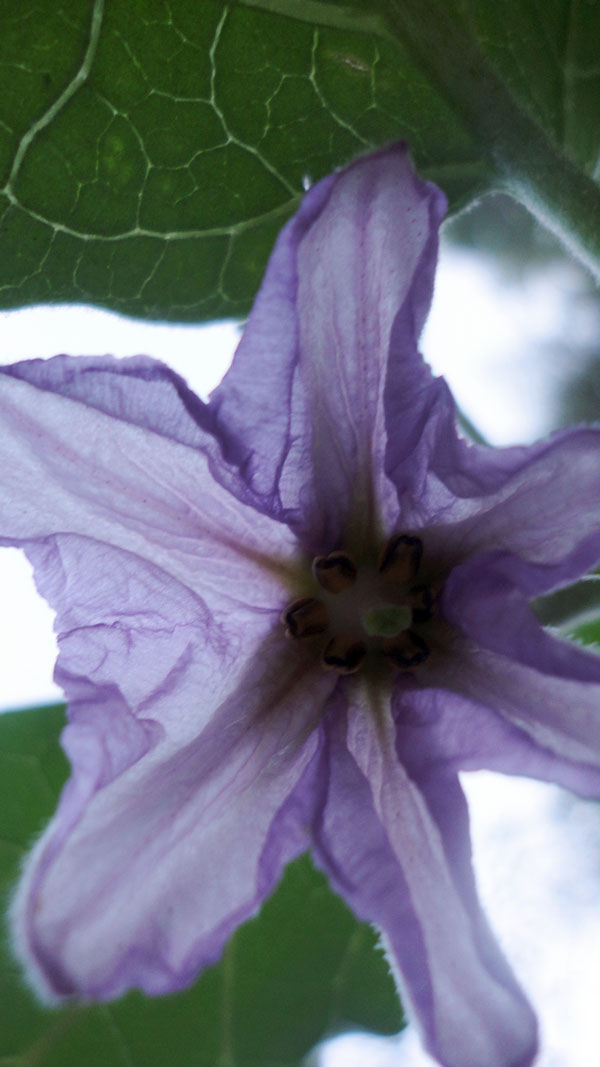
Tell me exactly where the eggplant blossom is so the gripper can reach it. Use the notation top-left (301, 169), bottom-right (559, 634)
top-left (4, 145), bottom-right (600, 1067)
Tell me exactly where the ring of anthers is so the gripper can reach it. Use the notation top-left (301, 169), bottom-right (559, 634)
top-left (282, 534), bottom-right (435, 675)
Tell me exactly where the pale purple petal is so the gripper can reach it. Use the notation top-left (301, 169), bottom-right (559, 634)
top-left (413, 427), bottom-right (600, 565)
top-left (2, 355), bottom-right (215, 448)
top-left (1, 354), bottom-right (261, 513)
top-left (427, 638), bottom-right (600, 774)
top-left (443, 549), bottom-right (600, 681)
top-left (211, 145), bottom-right (446, 550)
top-left (311, 689), bottom-right (537, 1067)
top-left (382, 358), bottom-right (566, 532)
top-left (0, 360), bottom-right (298, 617)
top-left (0, 354), bottom-right (334, 998)
top-left (394, 685), bottom-right (600, 798)
top-left (13, 637), bottom-right (332, 1000)
top-left (22, 535), bottom-right (279, 747)
top-left (458, 427), bottom-right (600, 562)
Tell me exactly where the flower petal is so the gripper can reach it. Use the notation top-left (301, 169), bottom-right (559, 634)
top-left (23, 534), bottom-right (279, 746)
top-left (0, 357), bottom-right (297, 616)
top-left (394, 685), bottom-right (600, 798)
top-left (443, 549), bottom-right (600, 682)
top-left (428, 636), bottom-right (600, 774)
top-left (2, 354), bottom-right (217, 449)
top-left (211, 145), bottom-right (446, 551)
top-left (1, 357), bottom-right (334, 998)
top-left (311, 688), bottom-right (537, 1067)
top-left (415, 427), bottom-right (600, 566)
top-left (12, 634), bottom-right (332, 1000)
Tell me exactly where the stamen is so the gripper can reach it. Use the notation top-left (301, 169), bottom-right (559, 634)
top-left (312, 551), bottom-right (358, 593)
top-left (283, 597), bottom-right (328, 638)
top-left (382, 630), bottom-right (429, 669)
top-left (407, 584), bottom-right (434, 624)
top-left (322, 634), bottom-right (367, 674)
top-left (379, 534), bottom-right (423, 585)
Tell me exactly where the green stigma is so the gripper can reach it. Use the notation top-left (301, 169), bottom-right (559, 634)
top-left (362, 603), bottom-right (412, 638)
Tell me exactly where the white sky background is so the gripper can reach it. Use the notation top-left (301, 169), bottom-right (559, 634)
top-left (1, 242), bottom-right (600, 1066)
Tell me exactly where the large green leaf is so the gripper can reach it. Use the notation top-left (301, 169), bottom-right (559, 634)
top-left (0, 704), bottom-right (403, 1066)
top-left (0, 0), bottom-right (480, 320)
top-left (2, 0), bottom-right (598, 321)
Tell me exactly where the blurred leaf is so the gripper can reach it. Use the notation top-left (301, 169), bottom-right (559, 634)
top-left (533, 577), bottom-right (600, 634)
top-left (0, 704), bottom-right (403, 1066)
top-left (460, 0), bottom-right (600, 173)
top-left (569, 618), bottom-right (600, 650)
top-left (446, 193), bottom-right (566, 273)
top-left (380, 0), bottom-right (600, 277)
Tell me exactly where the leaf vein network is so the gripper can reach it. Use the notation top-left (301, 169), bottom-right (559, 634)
top-left (2, 0), bottom-right (105, 198)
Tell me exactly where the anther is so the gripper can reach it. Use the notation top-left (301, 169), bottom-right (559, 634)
top-left (282, 597), bottom-right (328, 639)
top-left (312, 551), bottom-right (358, 594)
top-left (379, 534), bottom-right (423, 585)
top-left (407, 584), bottom-right (434, 624)
top-left (382, 630), bottom-right (429, 670)
top-left (322, 634), bottom-right (367, 674)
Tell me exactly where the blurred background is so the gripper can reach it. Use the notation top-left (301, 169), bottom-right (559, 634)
top-left (1, 195), bottom-right (600, 1066)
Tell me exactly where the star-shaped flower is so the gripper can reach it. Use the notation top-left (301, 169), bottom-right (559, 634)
top-left (2, 145), bottom-right (600, 1067)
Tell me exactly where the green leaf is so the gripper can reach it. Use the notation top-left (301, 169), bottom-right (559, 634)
top-left (568, 617), bottom-right (600, 650)
top-left (563, 614), bottom-right (597, 653)
top-left (0, 0), bottom-right (491, 321)
top-left (0, 704), bottom-right (403, 1066)
top-left (381, 0), bottom-right (600, 278)
top-left (1, 0), bottom-right (598, 322)
top-left (533, 576), bottom-right (600, 634)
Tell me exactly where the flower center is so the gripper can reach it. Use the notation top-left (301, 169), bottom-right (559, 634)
top-left (282, 534), bottom-right (434, 674)
top-left (362, 603), bottom-right (412, 637)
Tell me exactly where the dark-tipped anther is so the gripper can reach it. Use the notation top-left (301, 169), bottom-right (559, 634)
top-left (322, 634), bottom-right (367, 674)
top-left (312, 551), bottom-right (358, 594)
top-left (379, 534), bottom-right (423, 586)
top-left (382, 629), bottom-right (429, 670)
top-left (282, 597), bottom-right (328, 638)
top-left (408, 584), bottom-right (434, 624)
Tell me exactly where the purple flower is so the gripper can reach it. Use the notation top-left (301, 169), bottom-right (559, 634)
top-left (2, 145), bottom-right (600, 1067)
